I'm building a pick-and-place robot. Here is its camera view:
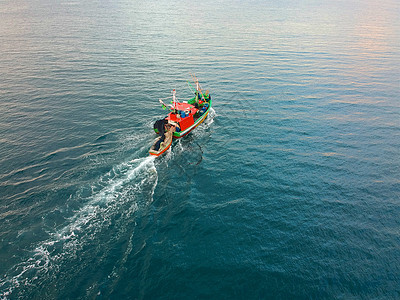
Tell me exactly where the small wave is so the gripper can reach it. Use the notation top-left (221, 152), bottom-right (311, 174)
top-left (206, 107), bottom-right (217, 125)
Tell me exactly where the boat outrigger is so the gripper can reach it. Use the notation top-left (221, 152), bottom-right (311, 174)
top-left (149, 77), bottom-right (212, 156)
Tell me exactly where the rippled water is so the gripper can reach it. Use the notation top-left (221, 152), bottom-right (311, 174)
top-left (1, 0), bottom-right (399, 298)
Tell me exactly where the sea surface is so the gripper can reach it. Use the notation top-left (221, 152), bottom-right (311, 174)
top-left (1, 0), bottom-right (399, 298)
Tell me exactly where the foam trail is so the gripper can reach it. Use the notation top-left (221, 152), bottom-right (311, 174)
top-left (62, 156), bottom-right (156, 235)
top-left (0, 156), bottom-right (157, 299)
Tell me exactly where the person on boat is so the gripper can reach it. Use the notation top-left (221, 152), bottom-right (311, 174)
top-left (203, 90), bottom-right (211, 101)
top-left (168, 120), bottom-right (180, 132)
top-left (153, 132), bottom-right (165, 151)
top-left (153, 123), bottom-right (176, 152)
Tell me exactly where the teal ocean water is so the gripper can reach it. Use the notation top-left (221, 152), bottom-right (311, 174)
top-left (1, 0), bottom-right (400, 298)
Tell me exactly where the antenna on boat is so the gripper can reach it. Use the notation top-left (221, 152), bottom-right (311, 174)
top-left (172, 89), bottom-right (177, 110)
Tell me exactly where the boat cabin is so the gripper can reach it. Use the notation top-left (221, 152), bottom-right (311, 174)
top-left (167, 102), bottom-right (198, 132)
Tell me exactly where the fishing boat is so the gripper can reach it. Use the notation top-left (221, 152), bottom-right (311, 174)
top-left (149, 76), bottom-right (212, 156)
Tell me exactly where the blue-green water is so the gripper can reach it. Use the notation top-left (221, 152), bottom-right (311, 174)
top-left (1, 0), bottom-right (400, 298)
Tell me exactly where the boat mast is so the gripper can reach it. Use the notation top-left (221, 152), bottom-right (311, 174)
top-left (172, 89), bottom-right (177, 110)
top-left (191, 73), bottom-right (204, 102)
top-left (195, 79), bottom-right (199, 102)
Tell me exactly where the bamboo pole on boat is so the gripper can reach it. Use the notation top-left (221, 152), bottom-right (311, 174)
top-left (190, 73), bottom-right (205, 101)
